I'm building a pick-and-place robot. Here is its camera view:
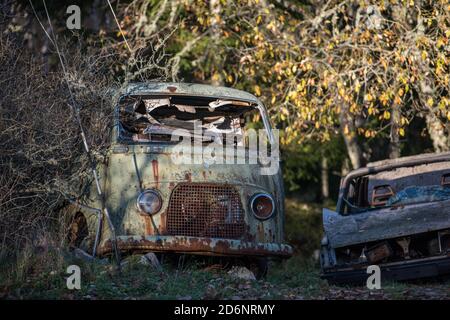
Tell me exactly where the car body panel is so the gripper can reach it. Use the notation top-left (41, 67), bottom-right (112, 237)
top-left (324, 199), bottom-right (450, 249)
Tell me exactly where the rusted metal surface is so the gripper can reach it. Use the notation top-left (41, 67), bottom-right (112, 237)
top-left (73, 83), bottom-right (292, 260)
top-left (365, 241), bottom-right (393, 264)
top-left (97, 235), bottom-right (293, 258)
top-left (166, 183), bottom-right (246, 239)
top-left (321, 152), bottom-right (450, 283)
top-left (336, 152), bottom-right (450, 213)
top-left (324, 199), bottom-right (450, 248)
top-left (325, 154), bottom-right (450, 248)
top-left (322, 253), bottom-right (450, 284)
top-left (101, 147), bottom-right (283, 241)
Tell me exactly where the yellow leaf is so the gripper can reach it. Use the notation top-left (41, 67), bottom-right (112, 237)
top-left (447, 111), bottom-right (450, 121)
top-left (271, 95), bottom-right (276, 104)
top-left (254, 85), bottom-right (261, 96)
top-left (383, 110), bottom-right (391, 120)
top-left (212, 72), bottom-right (220, 82)
top-left (427, 97), bottom-right (434, 107)
top-left (421, 51), bottom-right (427, 61)
top-left (292, 65), bottom-right (298, 74)
top-left (399, 128), bottom-right (405, 137)
top-left (343, 125), bottom-right (349, 135)
top-left (289, 91), bottom-right (298, 99)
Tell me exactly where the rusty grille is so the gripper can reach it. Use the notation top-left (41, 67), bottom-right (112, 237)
top-left (167, 183), bottom-right (246, 239)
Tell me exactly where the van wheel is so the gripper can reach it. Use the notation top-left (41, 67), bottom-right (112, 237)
top-left (246, 257), bottom-right (268, 279)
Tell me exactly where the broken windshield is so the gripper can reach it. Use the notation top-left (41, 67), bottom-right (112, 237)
top-left (117, 95), bottom-right (264, 144)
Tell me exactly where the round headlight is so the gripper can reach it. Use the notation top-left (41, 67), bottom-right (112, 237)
top-left (250, 193), bottom-right (275, 220)
top-left (137, 189), bottom-right (162, 214)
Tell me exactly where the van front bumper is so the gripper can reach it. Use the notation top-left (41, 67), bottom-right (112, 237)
top-left (97, 235), bottom-right (293, 258)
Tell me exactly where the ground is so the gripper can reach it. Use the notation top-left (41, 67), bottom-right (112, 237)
top-left (0, 199), bottom-right (449, 300)
top-left (2, 254), bottom-right (450, 300)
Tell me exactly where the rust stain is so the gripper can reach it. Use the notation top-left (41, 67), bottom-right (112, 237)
top-left (167, 86), bottom-right (177, 92)
top-left (151, 159), bottom-right (159, 188)
top-left (142, 215), bottom-right (154, 235)
top-left (257, 223), bottom-right (266, 242)
top-left (268, 228), bottom-right (274, 242)
top-left (159, 212), bottom-right (167, 234)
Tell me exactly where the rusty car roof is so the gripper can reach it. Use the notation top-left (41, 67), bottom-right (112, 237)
top-left (122, 82), bottom-right (261, 104)
top-left (344, 152), bottom-right (450, 180)
top-left (366, 151), bottom-right (450, 168)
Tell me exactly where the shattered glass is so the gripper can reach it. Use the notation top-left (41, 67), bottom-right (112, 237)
top-left (118, 96), bottom-right (257, 144)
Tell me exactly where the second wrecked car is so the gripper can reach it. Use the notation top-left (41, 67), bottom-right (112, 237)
top-left (321, 152), bottom-right (450, 284)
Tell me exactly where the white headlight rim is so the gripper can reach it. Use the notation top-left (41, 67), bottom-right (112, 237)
top-left (137, 189), bottom-right (162, 214)
top-left (250, 192), bottom-right (276, 220)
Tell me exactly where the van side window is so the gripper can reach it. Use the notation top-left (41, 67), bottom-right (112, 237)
top-left (371, 185), bottom-right (395, 207)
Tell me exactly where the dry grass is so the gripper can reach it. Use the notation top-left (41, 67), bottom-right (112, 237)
top-left (0, 2), bottom-right (172, 278)
top-left (0, 31), bottom-right (115, 269)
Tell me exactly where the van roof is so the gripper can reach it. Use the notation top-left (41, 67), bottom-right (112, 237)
top-left (122, 82), bottom-right (261, 104)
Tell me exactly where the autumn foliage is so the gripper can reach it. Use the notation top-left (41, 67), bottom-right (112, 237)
top-left (118, 0), bottom-right (449, 169)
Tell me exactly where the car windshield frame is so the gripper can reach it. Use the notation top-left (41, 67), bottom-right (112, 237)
top-left (113, 93), bottom-right (274, 146)
top-left (336, 153), bottom-right (450, 214)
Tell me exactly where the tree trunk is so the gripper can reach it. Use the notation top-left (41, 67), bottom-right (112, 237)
top-left (210, 0), bottom-right (223, 86)
top-left (389, 103), bottom-right (401, 159)
top-left (341, 158), bottom-right (351, 177)
top-left (426, 113), bottom-right (449, 152)
top-left (321, 156), bottom-right (329, 200)
top-left (339, 106), bottom-right (364, 169)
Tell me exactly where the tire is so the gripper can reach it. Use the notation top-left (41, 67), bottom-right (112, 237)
top-left (246, 257), bottom-right (269, 279)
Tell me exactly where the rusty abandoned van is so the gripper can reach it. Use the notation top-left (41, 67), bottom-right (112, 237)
top-left (321, 152), bottom-right (450, 284)
top-left (67, 83), bottom-right (293, 273)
